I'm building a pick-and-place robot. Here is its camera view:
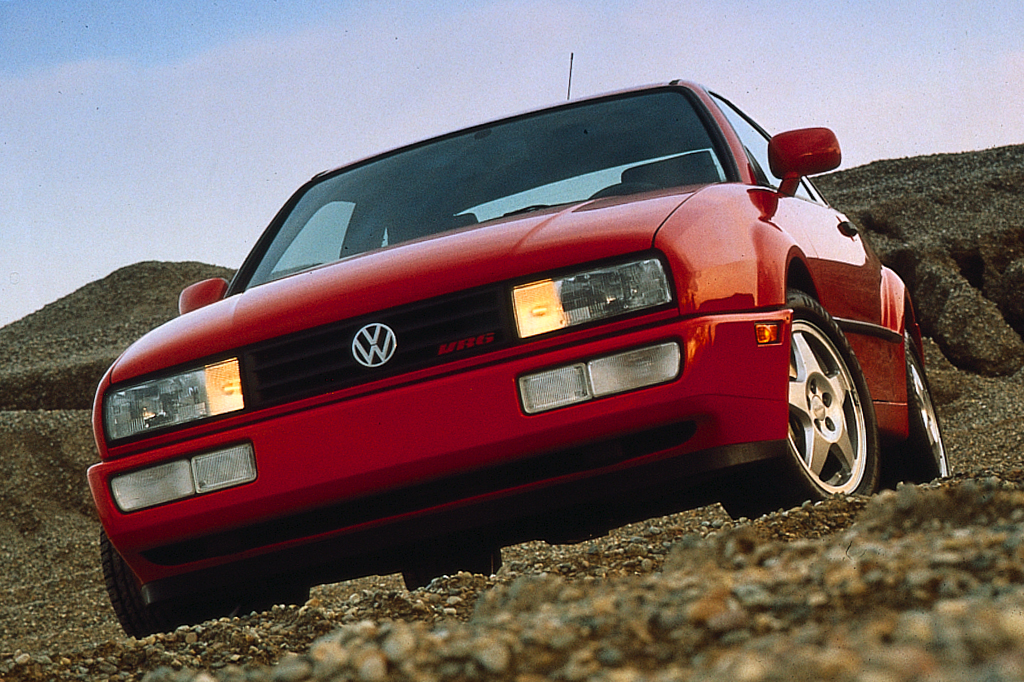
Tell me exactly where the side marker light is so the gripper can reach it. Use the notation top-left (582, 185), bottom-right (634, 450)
top-left (755, 322), bottom-right (782, 345)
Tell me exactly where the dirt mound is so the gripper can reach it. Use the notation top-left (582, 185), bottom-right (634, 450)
top-left (0, 261), bottom-right (234, 410)
top-left (0, 262), bottom-right (234, 654)
top-left (816, 144), bottom-right (1024, 376)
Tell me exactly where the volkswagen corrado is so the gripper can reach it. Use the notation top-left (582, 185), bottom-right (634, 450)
top-left (88, 80), bottom-right (949, 636)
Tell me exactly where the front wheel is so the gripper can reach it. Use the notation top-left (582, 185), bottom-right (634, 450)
top-left (100, 529), bottom-right (174, 638)
top-left (101, 530), bottom-right (310, 636)
top-left (785, 291), bottom-right (880, 498)
top-left (721, 291), bottom-right (880, 519)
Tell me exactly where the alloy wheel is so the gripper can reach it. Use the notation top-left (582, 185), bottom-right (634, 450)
top-left (907, 350), bottom-right (949, 477)
top-left (788, 320), bottom-right (868, 494)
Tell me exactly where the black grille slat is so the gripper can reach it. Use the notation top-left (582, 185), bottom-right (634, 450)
top-left (253, 356), bottom-right (351, 394)
top-left (244, 286), bottom-right (508, 408)
top-left (253, 330), bottom-right (349, 372)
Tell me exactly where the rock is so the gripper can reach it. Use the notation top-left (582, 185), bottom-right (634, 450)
top-left (471, 638), bottom-right (510, 674)
top-left (993, 258), bottom-right (1024, 325)
top-left (914, 261), bottom-right (1024, 375)
top-left (817, 144), bottom-right (1024, 377)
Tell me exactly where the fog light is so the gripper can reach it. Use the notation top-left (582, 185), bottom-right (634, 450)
top-left (192, 443), bottom-right (257, 494)
top-left (519, 364), bottom-right (590, 414)
top-left (589, 343), bottom-right (681, 397)
top-left (111, 460), bottom-right (194, 512)
top-left (110, 443), bottom-right (256, 512)
top-left (519, 342), bottom-right (680, 414)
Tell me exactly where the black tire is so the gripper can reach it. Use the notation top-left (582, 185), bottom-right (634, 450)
top-left (101, 529), bottom-right (311, 636)
top-left (100, 529), bottom-right (172, 638)
top-left (722, 291), bottom-right (880, 518)
top-left (891, 333), bottom-right (949, 483)
top-left (784, 290), bottom-right (880, 498)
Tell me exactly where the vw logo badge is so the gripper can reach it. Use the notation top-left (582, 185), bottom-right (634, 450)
top-left (352, 323), bottom-right (397, 368)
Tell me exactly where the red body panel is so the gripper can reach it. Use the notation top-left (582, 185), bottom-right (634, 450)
top-left (90, 309), bottom-right (792, 586)
top-left (88, 81), bottom-right (914, 610)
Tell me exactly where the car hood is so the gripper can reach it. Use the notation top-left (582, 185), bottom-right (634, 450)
top-left (110, 190), bottom-right (695, 382)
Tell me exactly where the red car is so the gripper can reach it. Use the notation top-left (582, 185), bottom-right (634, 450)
top-left (89, 81), bottom-right (948, 636)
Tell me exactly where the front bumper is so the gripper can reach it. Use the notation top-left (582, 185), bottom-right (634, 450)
top-left (89, 308), bottom-right (792, 604)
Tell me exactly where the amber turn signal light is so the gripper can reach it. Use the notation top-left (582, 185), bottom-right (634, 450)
top-left (755, 322), bottom-right (782, 345)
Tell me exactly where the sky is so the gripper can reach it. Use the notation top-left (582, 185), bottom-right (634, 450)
top-left (2, 0), bottom-right (1023, 328)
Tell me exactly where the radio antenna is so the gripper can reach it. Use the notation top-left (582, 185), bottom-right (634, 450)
top-left (566, 52), bottom-right (574, 100)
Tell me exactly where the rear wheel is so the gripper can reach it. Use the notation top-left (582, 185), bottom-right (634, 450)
top-left (893, 334), bottom-right (949, 482)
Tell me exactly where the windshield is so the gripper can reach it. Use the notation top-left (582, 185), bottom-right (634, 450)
top-left (246, 89), bottom-right (725, 288)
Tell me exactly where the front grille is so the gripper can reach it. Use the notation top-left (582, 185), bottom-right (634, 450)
top-left (243, 285), bottom-right (509, 408)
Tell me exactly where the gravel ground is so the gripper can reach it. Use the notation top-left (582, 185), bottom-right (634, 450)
top-left (2, 336), bottom-right (1024, 681)
top-left (2, 146), bottom-right (1024, 681)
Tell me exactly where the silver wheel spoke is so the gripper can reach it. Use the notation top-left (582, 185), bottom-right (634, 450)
top-left (909, 360), bottom-right (949, 477)
top-left (825, 367), bottom-right (854, 401)
top-left (789, 374), bottom-right (810, 415)
top-left (806, 427), bottom-right (833, 476)
top-left (830, 424), bottom-right (856, 475)
top-left (791, 332), bottom-right (824, 380)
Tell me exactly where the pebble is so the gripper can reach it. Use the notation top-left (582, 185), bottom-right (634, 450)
top-left (4, 476), bottom-right (1024, 682)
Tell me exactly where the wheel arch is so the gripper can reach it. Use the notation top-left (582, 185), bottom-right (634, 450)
top-left (880, 265), bottom-right (911, 340)
top-left (899, 282), bottom-right (925, 363)
top-left (785, 253), bottom-right (819, 301)
top-left (880, 264), bottom-right (917, 394)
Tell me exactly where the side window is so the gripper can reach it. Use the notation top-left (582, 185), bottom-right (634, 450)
top-left (711, 94), bottom-right (818, 203)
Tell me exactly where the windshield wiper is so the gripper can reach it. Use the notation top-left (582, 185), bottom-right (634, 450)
top-left (500, 204), bottom-right (553, 218)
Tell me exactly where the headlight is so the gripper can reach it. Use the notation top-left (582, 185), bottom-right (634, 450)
top-left (512, 258), bottom-right (672, 338)
top-left (104, 358), bottom-right (245, 441)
